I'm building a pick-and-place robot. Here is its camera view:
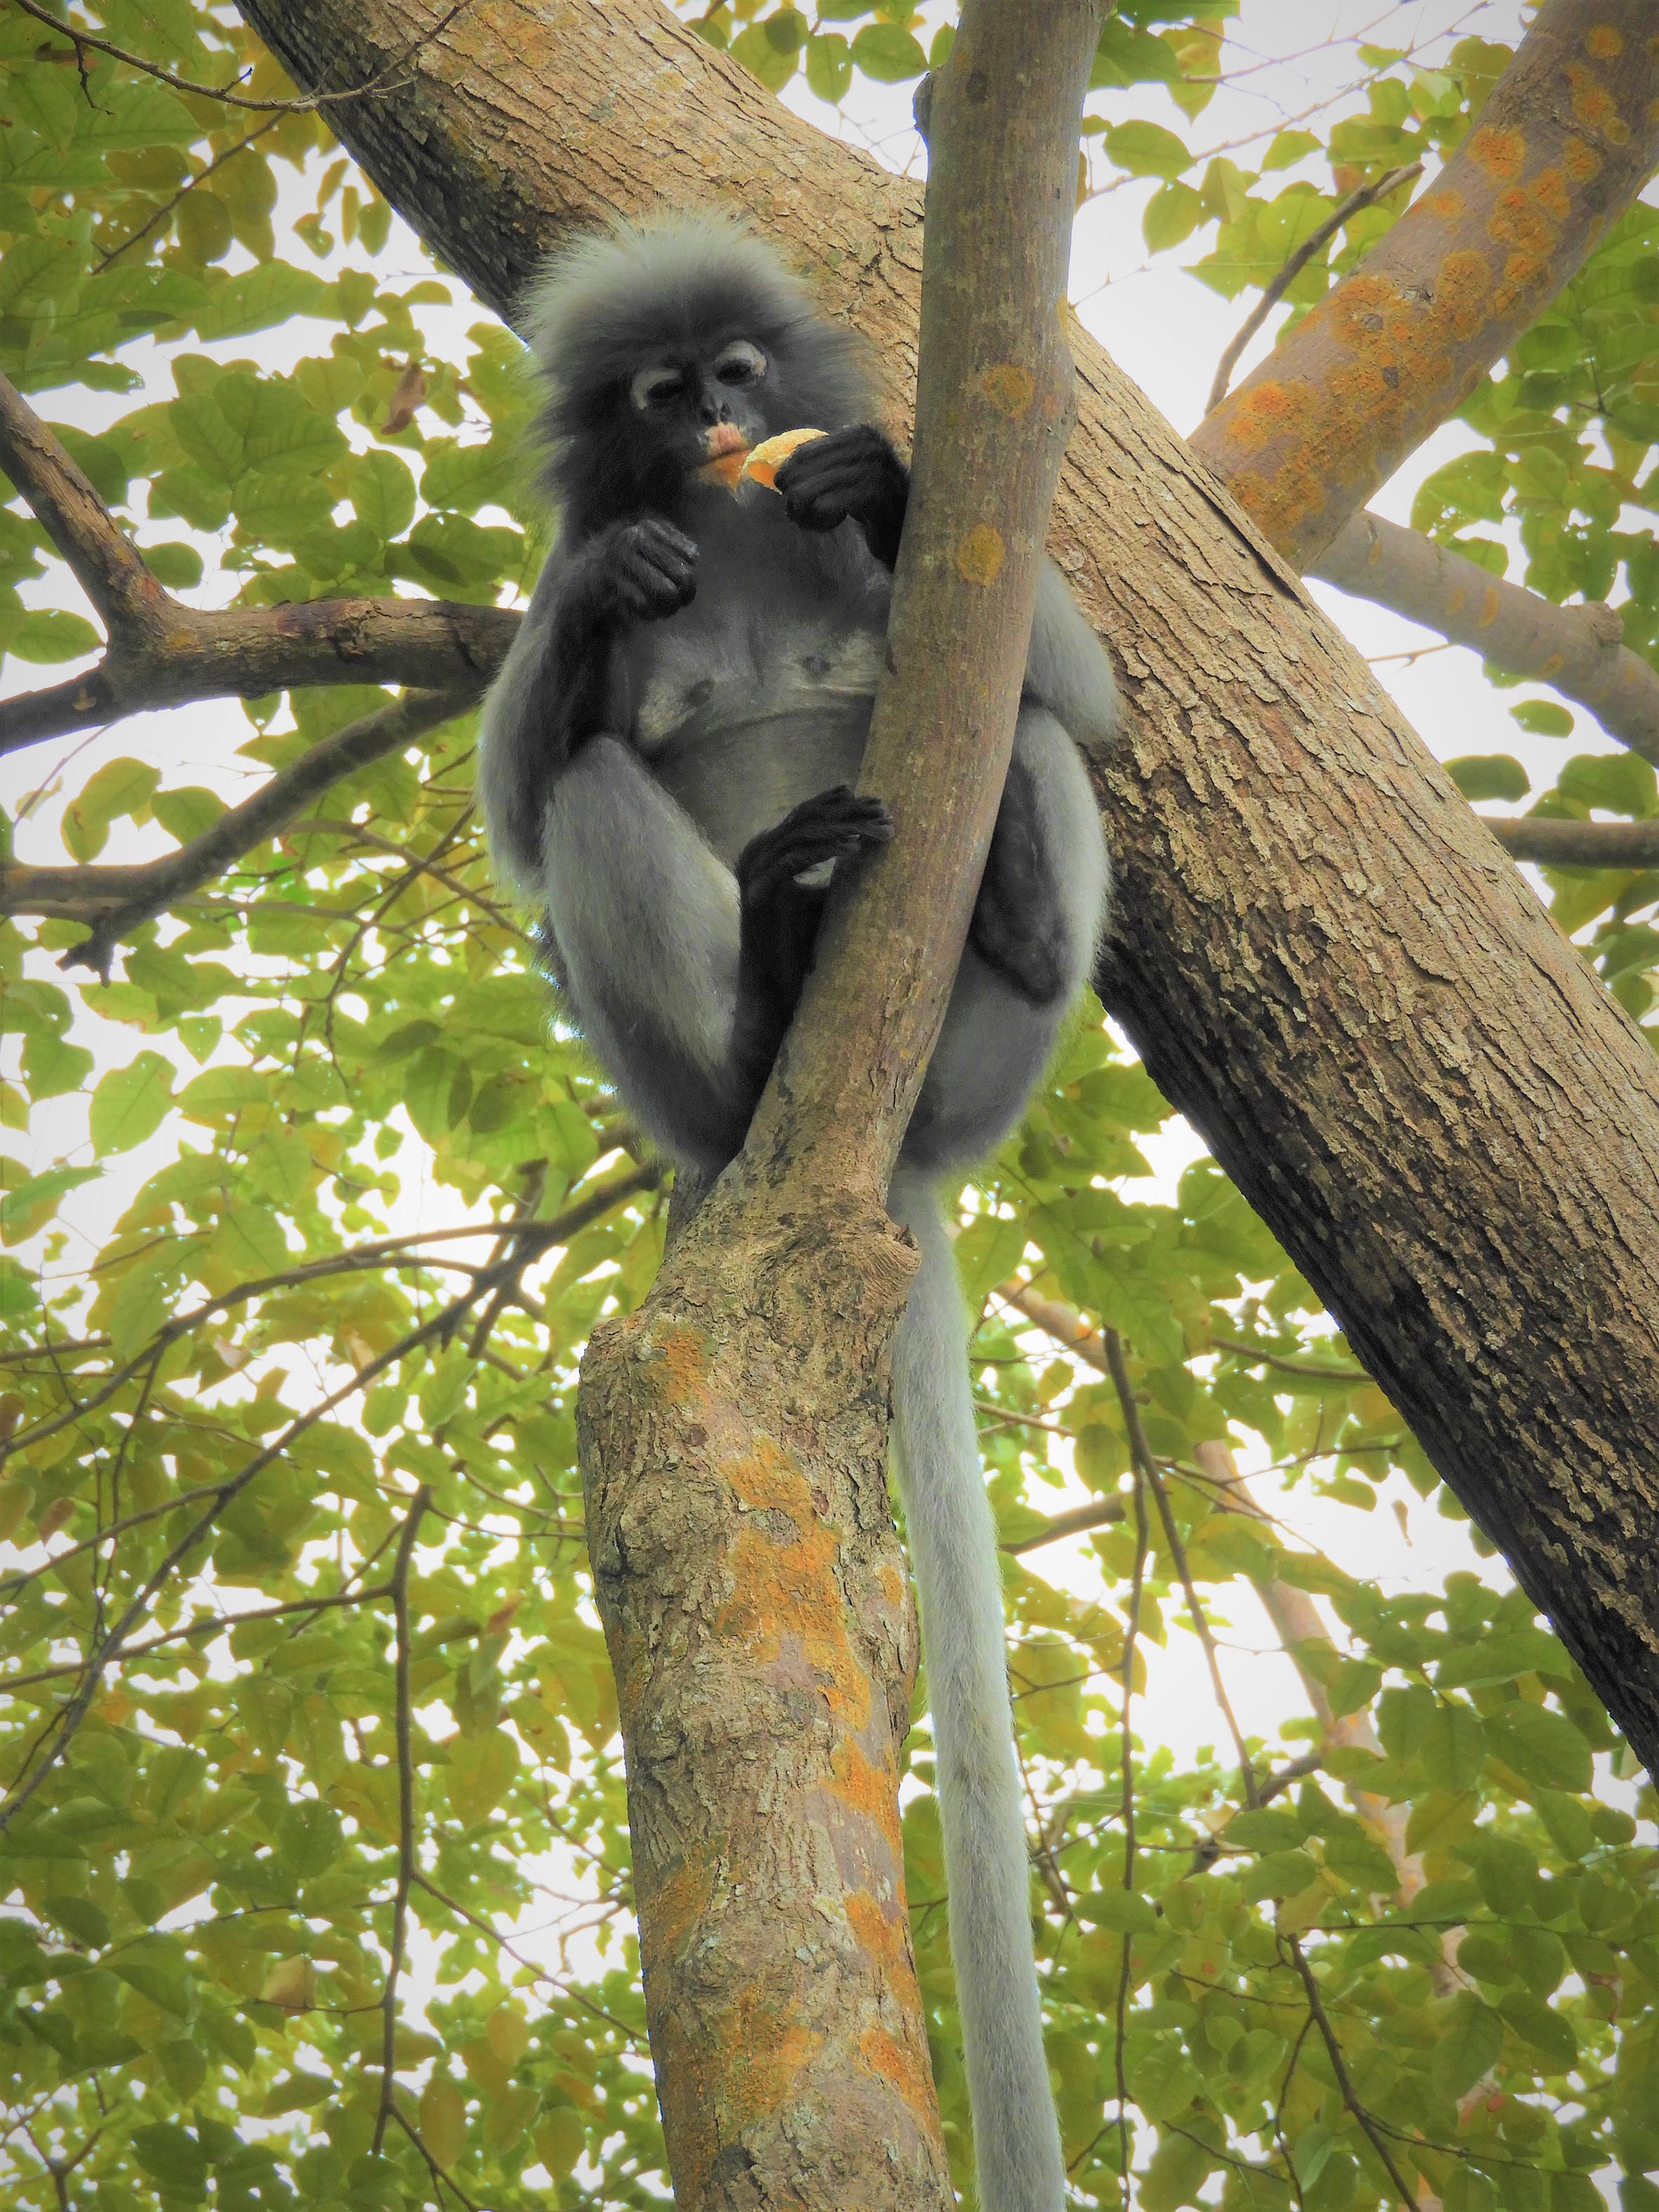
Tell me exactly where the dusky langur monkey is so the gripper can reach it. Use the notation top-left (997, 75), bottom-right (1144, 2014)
top-left (478, 213), bottom-right (1115, 2212)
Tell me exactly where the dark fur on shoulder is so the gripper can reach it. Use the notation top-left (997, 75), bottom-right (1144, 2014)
top-left (523, 213), bottom-right (874, 532)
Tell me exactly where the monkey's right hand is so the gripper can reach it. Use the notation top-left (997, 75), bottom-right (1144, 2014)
top-left (577, 518), bottom-right (698, 624)
top-left (735, 786), bottom-right (894, 910)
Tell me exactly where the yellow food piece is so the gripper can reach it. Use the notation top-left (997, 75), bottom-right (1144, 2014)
top-left (740, 427), bottom-right (827, 489)
top-left (697, 449), bottom-right (749, 490)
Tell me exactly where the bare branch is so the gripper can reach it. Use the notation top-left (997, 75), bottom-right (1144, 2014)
top-left (1313, 513), bottom-right (1659, 767)
top-left (1193, 0), bottom-right (1659, 563)
top-left (1105, 1329), bottom-right (1260, 1805)
top-left (1002, 1496), bottom-right (1126, 1555)
top-left (1479, 814), bottom-right (1659, 869)
top-left (1207, 162), bottom-right (1422, 415)
top-left (0, 371), bottom-right (164, 629)
top-left (0, 371), bottom-right (515, 758)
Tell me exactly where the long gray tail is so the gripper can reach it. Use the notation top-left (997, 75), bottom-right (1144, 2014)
top-left (888, 1166), bottom-right (1065, 2212)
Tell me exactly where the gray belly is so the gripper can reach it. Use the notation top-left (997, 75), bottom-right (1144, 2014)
top-left (651, 697), bottom-right (873, 866)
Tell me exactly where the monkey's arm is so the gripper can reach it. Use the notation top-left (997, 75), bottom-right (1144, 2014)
top-left (478, 522), bottom-right (697, 892)
top-left (775, 426), bottom-right (909, 570)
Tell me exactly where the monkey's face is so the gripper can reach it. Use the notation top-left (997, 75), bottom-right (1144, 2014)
top-left (626, 338), bottom-right (774, 488)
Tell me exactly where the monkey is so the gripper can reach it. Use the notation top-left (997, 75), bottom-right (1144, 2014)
top-left (478, 213), bottom-right (1115, 2212)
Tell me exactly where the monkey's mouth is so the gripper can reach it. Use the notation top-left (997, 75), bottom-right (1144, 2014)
top-left (695, 422), bottom-right (749, 489)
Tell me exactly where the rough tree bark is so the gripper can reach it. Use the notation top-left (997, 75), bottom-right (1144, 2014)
top-left (233, 0), bottom-right (1659, 1859)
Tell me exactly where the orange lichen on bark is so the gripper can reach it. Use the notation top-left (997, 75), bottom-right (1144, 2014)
top-left (1566, 62), bottom-right (1629, 140)
top-left (1586, 23), bottom-right (1625, 59)
top-left (826, 1730), bottom-right (905, 1854)
top-left (1563, 132), bottom-right (1604, 180)
top-left (1468, 124), bottom-right (1525, 180)
top-left (720, 1441), bottom-right (875, 1730)
top-left (858, 2025), bottom-right (940, 2123)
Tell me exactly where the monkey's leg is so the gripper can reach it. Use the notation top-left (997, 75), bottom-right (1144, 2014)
top-left (732, 785), bottom-right (893, 1095)
top-left (908, 706), bottom-right (1109, 1171)
top-left (539, 737), bottom-right (749, 1169)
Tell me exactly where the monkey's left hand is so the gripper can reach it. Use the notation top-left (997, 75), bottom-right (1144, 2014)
top-left (775, 425), bottom-right (909, 570)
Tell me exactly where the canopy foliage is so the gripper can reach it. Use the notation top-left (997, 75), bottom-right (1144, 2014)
top-left (0, 4), bottom-right (1655, 2208)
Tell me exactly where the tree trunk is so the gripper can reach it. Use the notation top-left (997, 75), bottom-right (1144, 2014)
top-left (235, 0), bottom-right (1659, 1796)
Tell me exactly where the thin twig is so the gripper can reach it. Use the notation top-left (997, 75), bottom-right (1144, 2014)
top-left (96, 118), bottom-right (281, 272)
top-left (10, 0), bottom-right (448, 112)
top-left (0, 1161), bottom-right (659, 1484)
top-left (1206, 161), bottom-right (1422, 412)
top-left (0, 1582), bottom-right (392, 1695)
top-left (387, 2100), bottom-right (483, 2212)
top-left (1208, 1332), bottom-right (1368, 1384)
top-left (412, 1874), bottom-right (645, 2043)
top-left (374, 1486), bottom-right (429, 2157)
top-left (1107, 1331), bottom-right (1260, 1803)
top-left (1110, 1440), bottom-right (1149, 2207)
top-left (1281, 1933), bottom-right (1422, 2209)
top-left (0, 1245), bottom-right (525, 1833)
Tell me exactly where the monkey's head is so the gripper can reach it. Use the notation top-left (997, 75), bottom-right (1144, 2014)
top-left (524, 213), bottom-right (874, 531)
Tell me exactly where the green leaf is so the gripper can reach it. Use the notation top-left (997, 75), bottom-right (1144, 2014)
top-left (131, 2121), bottom-right (210, 2191)
top-left (447, 1727), bottom-right (519, 1826)
top-left (805, 32), bottom-right (853, 103)
top-left (1498, 1989), bottom-right (1577, 2071)
top-left (1420, 1700), bottom-right (1486, 1791)
top-left (1484, 1702), bottom-right (1594, 1793)
top-left (1143, 182), bottom-right (1202, 253)
top-left (90, 1051), bottom-right (175, 1156)
top-left (9, 608), bottom-right (100, 663)
top-left (1105, 120), bottom-right (1193, 182)
top-left (850, 24), bottom-right (928, 81)
top-left (0, 1164), bottom-right (99, 1244)
top-left (345, 445), bottom-right (417, 539)
top-left (1431, 1994), bottom-right (1504, 2099)
top-left (65, 756), bottom-right (159, 860)
top-left (1446, 754), bottom-right (1529, 804)
top-left (729, 24), bottom-right (798, 90)
top-left (152, 784), bottom-right (226, 845)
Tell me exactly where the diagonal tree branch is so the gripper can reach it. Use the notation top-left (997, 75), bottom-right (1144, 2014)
top-left (1207, 161), bottom-right (1422, 416)
top-left (0, 370), bottom-right (515, 756)
top-left (1480, 814), bottom-right (1659, 867)
top-left (1311, 513), bottom-right (1659, 766)
top-left (1191, 0), bottom-right (1659, 567)
top-left (0, 684), bottom-right (480, 973)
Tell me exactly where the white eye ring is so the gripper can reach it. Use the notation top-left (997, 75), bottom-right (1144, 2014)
top-left (713, 341), bottom-right (766, 386)
top-left (631, 365), bottom-right (685, 411)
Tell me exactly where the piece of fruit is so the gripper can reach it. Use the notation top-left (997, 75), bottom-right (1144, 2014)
top-left (740, 427), bottom-right (827, 489)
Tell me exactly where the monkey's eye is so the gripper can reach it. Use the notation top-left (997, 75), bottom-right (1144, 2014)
top-left (713, 341), bottom-right (766, 388)
top-left (631, 366), bottom-right (686, 412)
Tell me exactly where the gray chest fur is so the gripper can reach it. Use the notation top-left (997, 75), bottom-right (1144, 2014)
top-left (612, 497), bottom-right (888, 867)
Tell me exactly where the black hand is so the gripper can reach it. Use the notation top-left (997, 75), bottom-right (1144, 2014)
top-left (733, 786), bottom-right (894, 1095)
top-left (735, 784), bottom-right (894, 912)
top-left (578, 517), bottom-right (698, 624)
top-left (775, 426), bottom-right (910, 570)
